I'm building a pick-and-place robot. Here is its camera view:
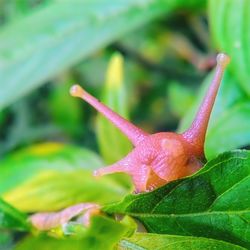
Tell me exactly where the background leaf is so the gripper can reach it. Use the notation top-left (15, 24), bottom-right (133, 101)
top-left (104, 150), bottom-right (250, 248)
top-left (0, 198), bottom-right (30, 231)
top-left (96, 53), bottom-right (132, 164)
top-left (16, 216), bottom-right (130, 250)
top-left (205, 102), bottom-right (250, 159)
top-left (167, 81), bottom-right (196, 119)
top-left (48, 77), bottom-right (82, 136)
top-left (3, 170), bottom-right (128, 212)
top-left (0, 143), bottom-right (129, 212)
top-left (209, 0), bottom-right (250, 95)
top-left (0, 0), bottom-right (205, 110)
top-left (0, 232), bottom-right (13, 250)
top-left (0, 142), bottom-right (102, 194)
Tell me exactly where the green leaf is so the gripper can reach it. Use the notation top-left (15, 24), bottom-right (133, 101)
top-left (119, 233), bottom-right (246, 250)
top-left (0, 0), bottom-right (206, 109)
top-left (3, 169), bottom-right (128, 212)
top-left (167, 81), bottom-right (195, 118)
top-left (16, 216), bottom-right (130, 250)
top-left (2, 0), bottom-right (48, 22)
top-left (82, 216), bottom-right (132, 249)
top-left (0, 232), bottom-right (13, 249)
top-left (209, 0), bottom-right (250, 95)
top-left (96, 53), bottom-right (132, 164)
top-left (48, 78), bottom-right (82, 136)
top-left (205, 102), bottom-right (250, 159)
top-left (0, 198), bottom-right (30, 231)
top-left (178, 71), bottom-right (247, 159)
top-left (0, 143), bottom-right (129, 212)
top-left (104, 150), bottom-right (250, 248)
top-left (0, 143), bottom-right (103, 194)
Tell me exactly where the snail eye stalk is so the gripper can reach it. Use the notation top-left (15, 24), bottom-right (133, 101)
top-left (70, 85), bottom-right (148, 146)
top-left (182, 53), bottom-right (230, 157)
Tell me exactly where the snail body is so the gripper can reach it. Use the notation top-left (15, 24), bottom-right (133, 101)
top-left (70, 53), bottom-right (230, 192)
top-left (94, 132), bottom-right (202, 192)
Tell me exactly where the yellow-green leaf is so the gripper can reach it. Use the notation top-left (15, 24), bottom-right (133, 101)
top-left (0, 0), bottom-right (206, 109)
top-left (0, 143), bottom-right (129, 212)
top-left (209, 0), bottom-right (250, 95)
top-left (96, 53), bottom-right (132, 164)
top-left (119, 233), bottom-right (246, 250)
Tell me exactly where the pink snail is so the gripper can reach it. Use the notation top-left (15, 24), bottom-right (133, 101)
top-left (70, 53), bottom-right (230, 193)
top-left (30, 53), bottom-right (230, 231)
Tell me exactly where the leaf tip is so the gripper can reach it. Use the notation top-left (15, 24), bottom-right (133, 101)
top-left (106, 53), bottom-right (124, 89)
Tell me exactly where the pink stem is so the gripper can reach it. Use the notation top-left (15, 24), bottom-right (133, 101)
top-left (70, 85), bottom-right (148, 146)
top-left (182, 53), bottom-right (230, 157)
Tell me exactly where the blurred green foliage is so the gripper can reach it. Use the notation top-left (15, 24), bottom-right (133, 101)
top-left (0, 198), bottom-right (30, 231)
top-left (0, 0), bottom-right (250, 249)
top-left (96, 53), bottom-right (132, 164)
top-left (15, 216), bottom-right (130, 250)
top-left (0, 143), bottom-right (130, 212)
